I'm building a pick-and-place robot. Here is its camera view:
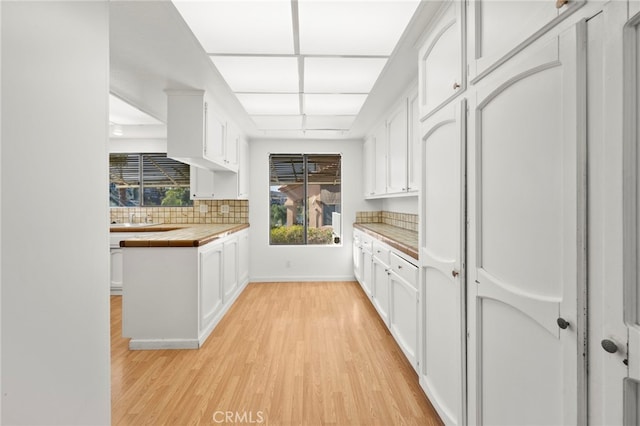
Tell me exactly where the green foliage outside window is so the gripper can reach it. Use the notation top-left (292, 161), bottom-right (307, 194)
top-left (270, 225), bottom-right (333, 245)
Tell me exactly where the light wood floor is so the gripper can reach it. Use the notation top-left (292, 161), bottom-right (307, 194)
top-left (111, 281), bottom-right (443, 425)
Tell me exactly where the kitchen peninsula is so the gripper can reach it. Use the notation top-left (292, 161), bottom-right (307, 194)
top-left (115, 223), bottom-right (250, 350)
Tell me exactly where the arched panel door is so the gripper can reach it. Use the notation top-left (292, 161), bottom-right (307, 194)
top-left (467, 25), bottom-right (584, 425)
top-left (420, 99), bottom-right (466, 426)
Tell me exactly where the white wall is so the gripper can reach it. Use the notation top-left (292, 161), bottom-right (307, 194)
top-left (2, 2), bottom-right (110, 424)
top-left (382, 196), bottom-right (419, 215)
top-left (249, 139), bottom-right (373, 282)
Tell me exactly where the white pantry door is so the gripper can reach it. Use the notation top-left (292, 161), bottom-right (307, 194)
top-left (585, 3), bottom-right (628, 425)
top-left (622, 9), bottom-right (640, 425)
top-left (419, 99), bottom-right (466, 426)
top-left (467, 25), bottom-right (583, 425)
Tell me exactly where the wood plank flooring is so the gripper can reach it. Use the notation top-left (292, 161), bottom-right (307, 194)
top-left (111, 281), bottom-right (443, 425)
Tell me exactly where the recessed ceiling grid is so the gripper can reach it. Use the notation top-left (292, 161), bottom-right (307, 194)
top-left (172, 0), bottom-right (420, 136)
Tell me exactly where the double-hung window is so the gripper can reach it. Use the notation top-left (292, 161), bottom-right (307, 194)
top-left (269, 154), bottom-right (342, 245)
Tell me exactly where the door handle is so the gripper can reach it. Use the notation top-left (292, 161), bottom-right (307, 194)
top-left (601, 339), bottom-right (619, 354)
top-left (557, 317), bottom-right (570, 329)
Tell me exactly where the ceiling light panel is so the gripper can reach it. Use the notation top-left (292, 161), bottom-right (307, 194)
top-left (298, 0), bottom-right (420, 56)
top-left (237, 93), bottom-right (300, 115)
top-left (305, 115), bottom-right (356, 130)
top-left (109, 94), bottom-right (162, 125)
top-left (172, 1), bottom-right (294, 54)
top-left (304, 94), bottom-right (367, 115)
top-left (251, 115), bottom-right (303, 130)
top-left (211, 56), bottom-right (299, 93)
top-left (304, 57), bottom-right (387, 93)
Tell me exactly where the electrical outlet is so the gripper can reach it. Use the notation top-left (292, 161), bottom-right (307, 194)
top-left (199, 204), bottom-right (208, 213)
top-left (220, 204), bottom-right (230, 214)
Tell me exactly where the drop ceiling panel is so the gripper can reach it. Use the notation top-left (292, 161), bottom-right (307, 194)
top-left (211, 56), bottom-right (299, 93)
top-left (237, 93), bottom-right (300, 115)
top-left (251, 115), bottom-right (304, 130)
top-left (304, 94), bottom-right (367, 115)
top-left (298, 0), bottom-right (420, 56)
top-left (305, 115), bottom-right (356, 130)
top-left (304, 57), bottom-right (387, 94)
top-left (173, 0), bottom-right (294, 54)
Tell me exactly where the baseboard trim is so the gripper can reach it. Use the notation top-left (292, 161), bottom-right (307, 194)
top-left (129, 338), bottom-right (199, 350)
top-left (250, 275), bottom-right (356, 283)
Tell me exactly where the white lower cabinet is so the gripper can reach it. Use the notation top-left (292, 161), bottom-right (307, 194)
top-left (199, 242), bottom-right (223, 335)
top-left (110, 248), bottom-right (123, 294)
top-left (389, 253), bottom-right (419, 372)
top-left (353, 229), bottom-right (419, 368)
top-left (222, 237), bottom-right (238, 302)
top-left (122, 228), bottom-right (250, 350)
top-left (372, 242), bottom-right (391, 326)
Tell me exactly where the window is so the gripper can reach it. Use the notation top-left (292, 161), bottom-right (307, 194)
top-left (269, 154), bottom-right (341, 245)
top-left (109, 153), bottom-right (193, 207)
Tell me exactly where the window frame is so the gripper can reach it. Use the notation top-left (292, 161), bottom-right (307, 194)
top-left (268, 152), bottom-right (342, 246)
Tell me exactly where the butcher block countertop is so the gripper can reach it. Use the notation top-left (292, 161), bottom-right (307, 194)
top-left (111, 223), bottom-right (249, 247)
top-left (354, 223), bottom-right (418, 260)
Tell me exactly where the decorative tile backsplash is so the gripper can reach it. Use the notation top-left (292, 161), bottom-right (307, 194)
top-left (356, 210), bottom-right (418, 232)
top-left (110, 200), bottom-right (249, 225)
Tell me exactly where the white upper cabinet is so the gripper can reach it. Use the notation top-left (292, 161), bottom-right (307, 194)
top-left (364, 85), bottom-right (418, 199)
top-left (224, 123), bottom-right (240, 168)
top-left (467, 0), bottom-right (584, 83)
top-left (190, 165), bottom-right (216, 199)
top-left (373, 122), bottom-right (388, 196)
top-left (166, 90), bottom-right (237, 172)
top-left (363, 137), bottom-right (375, 197)
top-left (418, 0), bottom-right (465, 121)
top-left (386, 98), bottom-right (409, 194)
top-left (407, 91), bottom-right (420, 192)
top-left (190, 134), bottom-right (249, 200)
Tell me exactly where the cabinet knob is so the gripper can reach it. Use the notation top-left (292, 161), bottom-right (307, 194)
top-left (453, 82), bottom-right (461, 90)
top-left (556, 0), bottom-right (568, 8)
top-left (557, 317), bottom-right (570, 330)
top-left (452, 270), bottom-right (459, 278)
top-left (601, 339), bottom-right (618, 354)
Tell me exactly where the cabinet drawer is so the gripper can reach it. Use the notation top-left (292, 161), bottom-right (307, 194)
top-left (390, 253), bottom-right (418, 289)
top-left (372, 242), bottom-right (390, 265)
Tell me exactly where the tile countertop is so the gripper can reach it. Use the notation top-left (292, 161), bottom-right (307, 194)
top-left (354, 223), bottom-right (418, 260)
top-left (111, 223), bottom-right (250, 248)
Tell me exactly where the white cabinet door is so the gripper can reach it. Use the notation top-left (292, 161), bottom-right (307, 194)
top-left (110, 248), bottom-right (123, 294)
top-left (418, 0), bottom-right (465, 120)
top-left (353, 232), bottom-right (362, 283)
top-left (389, 254), bottom-right (419, 372)
top-left (419, 99), bottom-right (466, 426)
top-left (204, 104), bottom-right (226, 165)
top-left (363, 137), bottom-right (375, 197)
top-left (407, 91), bottom-right (420, 193)
top-left (238, 229), bottom-right (249, 287)
top-left (190, 165), bottom-right (215, 200)
top-left (362, 246), bottom-right (373, 298)
top-left (373, 122), bottom-right (387, 195)
top-left (468, 0), bottom-right (583, 83)
top-left (386, 99), bottom-right (408, 194)
top-left (199, 243), bottom-right (223, 334)
top-left (467, 26), bottom-right (582, 425)
top-left (222, 237), bottom-right (238, 302)
top-left (238, 136), bottom-right (250, 199)
top-left (372, 246), bottom-right (391, 326)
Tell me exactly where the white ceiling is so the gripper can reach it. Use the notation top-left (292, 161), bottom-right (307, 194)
top-left (172, 0), bottom-right (420, 137)
top-left (108, 1), bottom-right (442, 140)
